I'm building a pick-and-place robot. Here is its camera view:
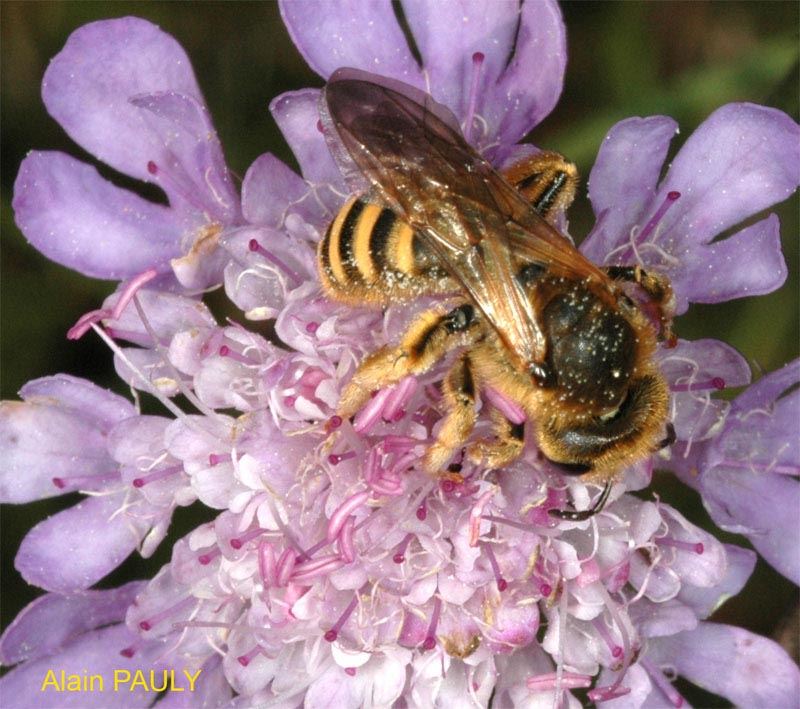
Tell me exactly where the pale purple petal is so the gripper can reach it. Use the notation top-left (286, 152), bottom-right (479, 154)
top-left (0, 582), bottom-right (143, 665)
top-left (731, 357), bottom-right (800, 415)
top-left (0, 375), bottom-right (133, 503)
top-left (242, 153), bottom-right (316, 227)
top-left (583, 116), bottom-right (678, 262)
top-left (13, 151), bottom-right (183, 279)
top-left (15, 492), bottom-right (148, 593)
top-left (649, 622), bottom-right (800, 708)
top-left (129, 91), bottom-right (239, 222)
top-left (671, 213), bottom-right (786, 307)
top-left (678, 544), bottom-right (756, 619)
top-left (42, 17), bottom-right (204, 183)
top-left (155, 656), bottom-right (232, 708)
top-left (270, 89), bottom-right (347, 187)
top-left (0, 624), bottom-right (156, 708)
top-left (278, 0), bottom-right (421, 84)
top-left (700, 464), bottom-right (800, 584)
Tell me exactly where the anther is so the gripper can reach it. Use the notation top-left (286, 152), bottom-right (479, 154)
top-left (132, 463), bottom-right (182, 489)
top-left (636, 191), bottom-right (681, 245)
top-left (146, 161), bottom-right (158, 175)
top-left (481, 542), bottom-right (508, 591)
top-left (119, 646), bottom-right (137, 658)
top-left (670, 377), bottom-right (725, 393)
top-left (198, 547), bottom-right (221, 565)
top-left (247, 238), bottom-right (301, 287)
top-left (416, 501), bottom-right (427, 521)
top-left (463, 52), bottom-right (485, 144)
top-left (344, 667), bottom-right (356, 676)
top-left (208, 453), bottom-right (226, 466)
top-left (592, 616), bottom-right (624, 659)
top-left (658, 536), bottom-right (704, 555)
top-left (641, 657), bottom-right (686, 707)
top-left (52, 471), bottom-right (117, 490)
top-left (217, 345), bottom-right (255, 365)
top-left (237, 645), bottom-right (262, 667)
top-left (230, 528), bottom-right (265, 550)
top-left (422, 597), bottom-right (442, 650)
top-left (325, 415), bottom-right (343, 433)
top-left (306, 321), bottom-right (319, 334)
top-left (393, 533), bottom-right (414, 564)
top-left (324, 594), bottom-right (359, 642)
top-left (328, 450), bottom-right (357, 466)
top-left (138, 597), bottom-right (194, 632)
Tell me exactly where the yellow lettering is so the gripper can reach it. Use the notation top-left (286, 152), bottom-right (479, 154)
top-left (66, 674), bottom-right (82, 692)
top-left (113, 669), bottom-right (131, 691)
top-left (150, 670), bottom-right (168, 692)
top-left (87, 674), bottom-right (104, 691)
top-left (40, 669), bottom-right (61, 692)
top-left (130, 670), bottom-right (149, 691)
top-left (168, 669), bottom-right (184, 692)
top-left (184, 668), bottom-right (202, 692)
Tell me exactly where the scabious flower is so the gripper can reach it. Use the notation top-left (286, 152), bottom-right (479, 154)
top-left (2, 2), bottom-right (799, 708)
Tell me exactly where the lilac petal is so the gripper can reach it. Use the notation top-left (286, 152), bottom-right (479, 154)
top-left (15, 492), bottom-right (148, 593)
top-left (155, 655), bottom-right (232, 708)
top-left (731, 357), bottom-right (800, 414)
top-left (0, 581), bottom-right (143, 665)
top-left (1, 375), bottom-right (133, 503)
top-left (20, 374), bottom-right (135, 432)
top-left (649, 622), bottom-right (800, 708)
top-left (42, 17), bottom-right (204, 183)
top-left (13, 151), bottom-right (183, 279)
top-left (270, 89), bottom-right (346, 187)
top-left (583, 116), bottom-right (678, 262)
top-left (278, 0), bottom-right (421, 84)
top-left (242, 153), bottom-right (311, 227)
top-left (671, 213), bottom-right (786, 309)
top-left (0, 624), bottom-right (156, 708)
top-left (659, 103), bottom-right (799, 245)
top-left (700, 464), bottom-right (800, 583)
top-left (678, 544), bottom-right (756, 619)
top-left (129, 91), bottom-right (239, 222)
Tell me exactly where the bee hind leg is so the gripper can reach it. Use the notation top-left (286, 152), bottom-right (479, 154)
top-left (467, 408), bottom-right (526, 470)
top-left (338, 303), bottom-right (479, 419)
top-left (606, 265), bottom-right (676, 343)
top-left (423, 353), bottom-right (478, 474)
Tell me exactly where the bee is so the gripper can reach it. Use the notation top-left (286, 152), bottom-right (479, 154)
top-left (318, 69), bottom-right (675, 520)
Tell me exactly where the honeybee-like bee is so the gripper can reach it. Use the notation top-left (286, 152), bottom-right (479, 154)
top-left (318, 68), bottom-right (675, 518)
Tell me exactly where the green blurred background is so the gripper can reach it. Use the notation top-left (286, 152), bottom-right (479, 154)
top-left (1, 2), bottom-right (798, 704)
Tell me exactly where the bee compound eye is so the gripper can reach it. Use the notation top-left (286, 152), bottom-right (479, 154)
top-left (529, 361), bottom-right (554, 387)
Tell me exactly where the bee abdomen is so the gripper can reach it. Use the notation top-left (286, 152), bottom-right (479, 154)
top-left (319, 196), bottom-right (449, 302)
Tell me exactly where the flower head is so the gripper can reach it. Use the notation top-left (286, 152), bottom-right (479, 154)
top-left (2, 3), bottom-right (799, 707)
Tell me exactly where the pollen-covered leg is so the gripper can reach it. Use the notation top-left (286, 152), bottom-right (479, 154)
top-left (338, 303), bottom-right (478, 418)
top-left (502, 150), bottom-right (579, 223)
top-left (423, 354), bottom-right (478, 474)
top-left (467, 408), bottom-right (526, 469)
top-left (605, 265), bottom-right (676, 343)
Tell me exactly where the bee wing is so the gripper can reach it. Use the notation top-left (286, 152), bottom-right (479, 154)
top-left (323, 68), bottom-right (609, 367)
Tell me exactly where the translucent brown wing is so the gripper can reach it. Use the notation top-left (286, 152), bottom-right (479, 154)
top-left (322, 68), bottom-right (610, 368)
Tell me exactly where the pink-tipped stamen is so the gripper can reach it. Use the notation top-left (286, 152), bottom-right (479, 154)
top-left (327, 491), bottom-right (370, 542)
top-left (138, 596), bottom-right (194, 632)
top-left (592, 616), bottom-right (624, 659)
top-left (67, 268), bottom-right (159, 340)
top-left (208, 453), bottom-right (227, 466)
top-left (197, 546), bottom-right (222, 566)
top-left (248, 238), bottom-right (301, 287)
top-left (344, 667), bottom-right (357, 676)
top-left (481, 542), bottom-right (508, 591)
top-left (641, 657), bottom-right (686, 707)
top-left (393, 533), bottom-right (414, 564)
top-left (635, 191), bottom-right (681, 246)
top-left (132, 463), bottom-right (183, 489)
top-left (658, 536), bottom-right (704, 555)
top-left (119, 645), bottom-right (137, 658)
top-left (324, 594), bottom-right (359, 642)
top-left (526, 672), bottom-right (593, 692)
top-left (469, 489), bottom-right (496, 546)
top-left (230, 527), bottom-right (266, 550)
top-left (218, 345), bottom-right (256, 365)
top-left (539, 582), bottom-right (553, 597)
top-left (382, 376), bottom-right (418, 422)
top-left (483, 387), bottom-right (526, 425)
top-left (337, 516), bottom-right (357, 563)
top-left (305, 321), bottom-right (319, 334)
top-left (52, 470), bottom-right (117, 490)
top-left (422, 596), bottom-right (442, 650)
top-left (353, 388), bottom-right (392, 433)
top-left (328, 450), bottom-right (357, 466)
top-left (259, 541), bottom-right (277, 588)
top-left (416, 501), bottom-right (428, 521)
top-left (670, 377), bottom-right (725, 393)
top-left (291, 554), bottom-right (346, 584)
top-left (325, 415), bottom-right (343, 433)
top-left (588, 685), bottom-right (632, 703)
top-left (276, 549), bottom-right (297, 587)
top-left (237, 645), bottom-right (263, 667)
top-left (463, 52), bottom-right (485, 144)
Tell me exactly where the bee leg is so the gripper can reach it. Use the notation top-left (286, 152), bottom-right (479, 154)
top-left (338, 303), bottom-right (478, 418)
top-left (606, 265), bottom-right (676, 344)
top-left (502, 150), bottom-right (579, 223)
top-left (423, 353), bottom-right (478, 474)
top-left (549, 482), bottom-right (612, 522)
top-left (467, 408), bottom-right (525, 469)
